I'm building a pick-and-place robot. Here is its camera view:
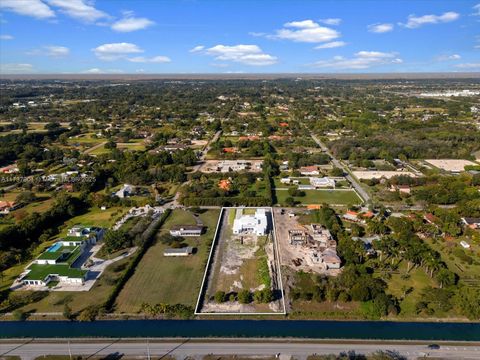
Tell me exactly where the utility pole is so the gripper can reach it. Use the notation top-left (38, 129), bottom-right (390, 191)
top-left (68, 340), bottom-right (72, 360)
top-left (146, 338), bottom-right (151, 360)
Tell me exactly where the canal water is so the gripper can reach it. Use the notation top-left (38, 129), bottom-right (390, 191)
top-left (1, 320), bottom-right (480, 340)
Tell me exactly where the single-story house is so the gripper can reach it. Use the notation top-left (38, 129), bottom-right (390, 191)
top-left (299, 166), bottom-right (320, 176)
top-left (164, 246), bottom-right (194, 257)
top-left (310, 177), bottom-right (335, 188)
top-left (343, 210), bottom-right (360, 222)
top-left (170, 225), bottom-right (204, 237)
top-left (115, 184), bottom-right (133, 199)
top-left (461, 217), bottom-right (480, 230)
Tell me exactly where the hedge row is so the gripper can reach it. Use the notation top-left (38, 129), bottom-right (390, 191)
top-left (181, 196), bottom-right (271, 207)
top-left (103, 209), bottom-right (172, 312)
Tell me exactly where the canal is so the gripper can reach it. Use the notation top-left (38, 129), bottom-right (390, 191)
top-left (1, 320), bottom-right (480, 340)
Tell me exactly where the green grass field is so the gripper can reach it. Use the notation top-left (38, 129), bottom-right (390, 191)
top-left (385, 261), bottom-right (436, 318)
top-left (275, 189), bottom-right (361, 206)
top-left (60, 206), bottom-right (129, 233)
top-left (115, 209), bottom-right (220, 313)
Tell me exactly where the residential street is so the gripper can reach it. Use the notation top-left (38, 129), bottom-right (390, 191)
top-left (309, 132), bottom-right (371, 203)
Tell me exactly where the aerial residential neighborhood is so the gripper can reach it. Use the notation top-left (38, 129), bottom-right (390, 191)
top-left (0, 74), bottom-right (478, 327)
top-left (0, 0), bottom-right (480, 358)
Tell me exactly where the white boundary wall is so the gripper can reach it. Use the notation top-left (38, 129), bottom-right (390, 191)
top-left (194, 206), bottom-right (286, 315)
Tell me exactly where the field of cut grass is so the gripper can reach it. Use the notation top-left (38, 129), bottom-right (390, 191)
top-left (88, 140), bottom-right (146, 156)
top-left (385, 261), bottom-right (436, 318)
top-left (275, 189), bottom-right (361, 206)
top-left (114, 209), bottom-right (220, 313)
top-left (54, 206), bottom-right (129, 237)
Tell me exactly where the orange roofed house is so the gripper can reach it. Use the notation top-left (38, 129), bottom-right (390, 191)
top-left (218, 179), bottom-right (231, 191)
top-left (222, 147), bottom-right (238, 153)
top-left (343, 210), bottom-right (359, 222)
top-left (0, 201), bottom-right (18, 214)
top-left (239, 135), bottom-right (260, 141)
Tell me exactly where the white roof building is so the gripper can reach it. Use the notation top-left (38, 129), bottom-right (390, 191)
top-left (115, 184), bottom-right (133, 198)
top-left (310, 177), bottom-right (335, 188)
top-left (233, 208), bottom-right (268, 236)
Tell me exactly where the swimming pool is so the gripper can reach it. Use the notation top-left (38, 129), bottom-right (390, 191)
top-left (47, 242), bottom-right (62, 252)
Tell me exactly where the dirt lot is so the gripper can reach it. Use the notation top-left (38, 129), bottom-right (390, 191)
top-left (198, 160), bottom-right (263, 173)
top-left (273, 208), bottom-right (335, 275)
top-left (425, 159), bottom-right (478, 172)
top-left (198, 207), bottom-right (284, 314)
top-left (352, 170), bottom-right (417, 180)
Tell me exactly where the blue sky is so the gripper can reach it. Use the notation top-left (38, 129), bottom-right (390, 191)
top-left (0, 0), bottom-right (479, 74)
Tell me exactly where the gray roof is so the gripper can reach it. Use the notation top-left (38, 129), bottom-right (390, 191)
top-left (164, 246), bottom-right (194, 254)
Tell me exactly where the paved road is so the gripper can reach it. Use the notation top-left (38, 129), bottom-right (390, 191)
top-left (83, 141), bottom-right (107, 154)
top-left (192, 130), bottom-right (222, 172)
top-left (309, 133), bottom-right (371, 203)
top-left (1, 340), bottom-right (479, 360)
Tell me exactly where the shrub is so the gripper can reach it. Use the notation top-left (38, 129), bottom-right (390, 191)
top-left (214, 291), bottom-right (227, 303)
top-left (238, 289), bottom-right (252, 304)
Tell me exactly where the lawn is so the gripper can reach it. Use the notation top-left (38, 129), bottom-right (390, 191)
top-left (275, 189), bottom-right (361, 206)
top-left (422, 236), bottom-right (480, 280)
top-left (385, 261), bottom-right (436, 318)
top-left (59, 206), bottom-right (129, 234)
top-left (16, 255), bottom-right (134, 314)
top-left (88, 141), bottom-right (146, 155)
top-left (114, 209), bottom-right (220, 313)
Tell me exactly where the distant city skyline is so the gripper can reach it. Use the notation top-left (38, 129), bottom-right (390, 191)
top-left (0, 0), bottom-right (479, 74)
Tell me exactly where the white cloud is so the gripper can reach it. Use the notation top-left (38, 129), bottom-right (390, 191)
top-left (368, 23), bottom-right (394, 33)
top-left (111, 15), bottom-right (154, 32)
top-left (83, 68), bottom-right (124, 74)
top-left (437, 54), bottom-right (461, 61)
top-left (319, 18), bottom-right (342, 26)
top-left (128, 56), bottom-right (171, 63)
top-left (0, 63), bottom-right (35, 74)
top-left (314, 41), bottom-right (346, 49)
top-left (84, 68), bottom-right (102, 74)
top-left (313, 51), bottom-right (402, 70)
top-left (93, 42), bottom-right (143, 61)
top-left (44, 45), bottom-right (69, 57)
top-left (0, 0), bottom-right (55, 19)
top-left (401, 12), bottom-right (459, 29)
top-left (0, 34), bottom-right (14, 40)
top-left (189, 45), bottom-right (205, 53)
top-left (272, 19), bottom-right (340, 43)
top-left (200, 44), bottom-right (277, 66)
top-left (249, 32), bottom-right (266, 37)
top-left (472, 4), bottom-right (480, 16)
top-left (454, 63), bottom-right (480, 69)
top-left (46, 0), bottom-right (108, 22)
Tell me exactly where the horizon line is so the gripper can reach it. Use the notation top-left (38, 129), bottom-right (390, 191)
top-left (1, 72), bottom-right (480, 81)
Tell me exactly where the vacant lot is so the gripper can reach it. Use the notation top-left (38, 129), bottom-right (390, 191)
top-left (59, 206), bottom-right (129, 235)
top-left (115, 209), bottom-right (220, 313)
top-left (275, 189), bottom-right (361, 206)
top-left (425, 159), bottom-right (478, 172)
top-left (198, 207), bottom-right (284, 314)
